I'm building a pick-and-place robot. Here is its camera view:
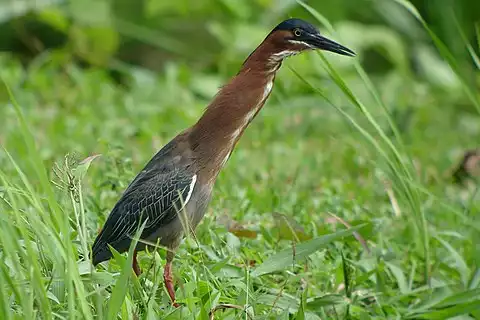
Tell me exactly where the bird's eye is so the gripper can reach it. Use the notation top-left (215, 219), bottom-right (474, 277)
top-left (293, 28), bottom-right (302, 37)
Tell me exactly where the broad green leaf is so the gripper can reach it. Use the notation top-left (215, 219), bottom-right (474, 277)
top-left (406, 301), bottom-right (480, 319)
top-left (256, 293), bottom-right (299, 312)
top-left (251, 224), bottom-right (367, 277)
top-left (306, 294), bottom-right (346, 310)
top-left (435, 235), bottom-right (470, 286)
top-left (437, 288), bottom-right (480, 308)
top-left (273, 212), bottom-right (311, 242)
top-left (386, 262), bottom-right (409, 294)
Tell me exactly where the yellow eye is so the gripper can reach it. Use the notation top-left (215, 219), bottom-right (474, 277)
top-left (293, 28), bottom-right (302, 37)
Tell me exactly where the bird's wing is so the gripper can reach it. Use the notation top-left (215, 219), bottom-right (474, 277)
top-left (93, 165), bottom-right (196, 254)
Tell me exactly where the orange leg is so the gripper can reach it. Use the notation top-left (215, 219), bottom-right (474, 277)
top-left (163, 262), bottom-right (180, 308)
top-left (132, 250), bottom-right (142, 276)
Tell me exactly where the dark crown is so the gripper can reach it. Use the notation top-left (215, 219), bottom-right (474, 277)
top-left (273, 18), bottom-right (319, 34)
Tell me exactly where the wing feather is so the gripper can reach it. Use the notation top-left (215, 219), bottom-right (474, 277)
top-left (92, 166), bottom-right (196, 257)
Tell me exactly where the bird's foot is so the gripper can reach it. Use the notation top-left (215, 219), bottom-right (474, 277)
top-left (132, 250), bottom-right (142, 276)
top-left (164, 262), bottom-right (179, 307)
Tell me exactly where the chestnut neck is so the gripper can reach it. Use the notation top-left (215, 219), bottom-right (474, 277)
top-left (189, 39), bottom-right (282, 180)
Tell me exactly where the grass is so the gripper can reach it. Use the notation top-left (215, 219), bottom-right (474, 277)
top-left (0, 2), bottom-right (479, 319)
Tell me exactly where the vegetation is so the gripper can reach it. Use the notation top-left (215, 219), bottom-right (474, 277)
top-left (0, 0), bottom-right (479, 319)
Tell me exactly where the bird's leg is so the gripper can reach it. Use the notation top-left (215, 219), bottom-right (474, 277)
top-left (132, 250), bottom-right (142, 276)
top-left (163, 261), bottom-right (180, 307)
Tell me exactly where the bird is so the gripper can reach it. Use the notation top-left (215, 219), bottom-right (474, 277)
top-left (91, 18), bottom-right (355, 307)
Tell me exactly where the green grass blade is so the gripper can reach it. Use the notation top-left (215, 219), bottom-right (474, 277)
top-left (295, 2), bottom-right (431, 283)
top-left (252, 224), bottom-right (367, 277)
top-left (106, 222), bottom-right (146, 320)
top-left (406, 300), bottom-right (480, 319)
top-left (392, 0), bottom-right (480, 114)
top-left (453, 16), bottom-right (480, 70)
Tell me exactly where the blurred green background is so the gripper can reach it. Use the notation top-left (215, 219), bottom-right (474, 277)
top-left (0, 0), bottom-right (479, 71)
top-left (0, 0), bottom-right (479, 319)
top-left (0, 0), bottom-right (478, 163)
top-left (0, 0), bottom-right (478, 76)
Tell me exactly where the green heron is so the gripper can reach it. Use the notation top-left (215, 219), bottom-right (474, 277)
top-left (92, 18), bottom-right (354, 307)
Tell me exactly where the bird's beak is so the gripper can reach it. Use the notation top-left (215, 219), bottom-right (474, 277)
top-left (306, 34), bottom-right (355, 57)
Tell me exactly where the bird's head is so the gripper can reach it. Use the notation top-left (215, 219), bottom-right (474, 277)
top-left (265, 18), bottom-right (355, 61)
